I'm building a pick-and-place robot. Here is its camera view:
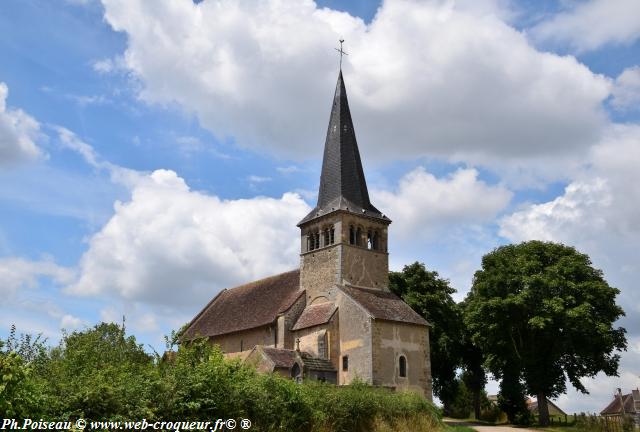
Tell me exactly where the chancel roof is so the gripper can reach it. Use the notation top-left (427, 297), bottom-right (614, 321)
top-left (259, 347), bottom-right (336, 372)
top-left (182, 270), bottom-right (303, 339)
top-left (299, 71), bottom-right (389, 226)
top-left (340, 285), bottom-right (430, 327)
top-left (292, 302), bottom-right (337, 331)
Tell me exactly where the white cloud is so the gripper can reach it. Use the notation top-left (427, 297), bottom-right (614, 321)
top-left (247, 175), bottom-right (272, 184)
top-left (55, 126), bottom-right (144, 188)
top-left (276, 165), bottom-right (303, 175)
top-left (0, 82), bottom-right (42, 166)
top-left (66, 169), bottom-right (310, 308)
top-left (611, 66), bottom-right (640, 111)
top-left (60, 314), bottom-right (84, 330)
top-left (500, 124), bottom-right (640, 245)
top-left (99, 0), bottom-right (609, 175)
top-left (531, 0), bottom-right (640, 53)
top-left (374, 167), bottom-right (512, 238)
top-left (0, 257), bottom-right (75, 298)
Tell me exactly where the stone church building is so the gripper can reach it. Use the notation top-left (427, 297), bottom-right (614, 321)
top-left (182, 71), bottom-right (432, 398)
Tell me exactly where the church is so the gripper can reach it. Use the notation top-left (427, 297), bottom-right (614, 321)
top-left (182, 69), bottom-right (433, 399)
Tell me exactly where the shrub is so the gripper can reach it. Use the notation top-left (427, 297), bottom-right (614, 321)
top-left (2, 324), bottom-right (442, 432)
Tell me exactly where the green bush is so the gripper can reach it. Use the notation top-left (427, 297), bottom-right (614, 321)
top-left (2, 324), bottom-right (441, 432)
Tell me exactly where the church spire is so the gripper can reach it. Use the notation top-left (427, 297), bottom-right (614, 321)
top-left (298, 70), bottom-right (388, 226)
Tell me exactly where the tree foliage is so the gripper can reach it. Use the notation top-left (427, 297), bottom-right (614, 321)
top-left (464, 241), bottom-right (627, 425)
top-left (389, 262), bottom-right (463, 414)
top-left (1, 323), bottom-right (440, 431)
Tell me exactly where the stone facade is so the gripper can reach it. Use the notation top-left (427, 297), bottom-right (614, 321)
top-left (335, 292), bottom-right (373, 385)
top-left (210, 325), bottom-right (276, 355)
top-left (371, 321), bottom-right (432, 396)
top-left (300, 211), bottom-right (390, 303)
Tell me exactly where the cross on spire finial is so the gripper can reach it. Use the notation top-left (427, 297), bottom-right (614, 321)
top-left (335, 39), bottom-right (348, 70)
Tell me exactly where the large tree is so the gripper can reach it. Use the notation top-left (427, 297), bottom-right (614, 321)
top-left (389, 262), bottom-right (463, 414)
top-left (465, 241), bottom-right (627, 426)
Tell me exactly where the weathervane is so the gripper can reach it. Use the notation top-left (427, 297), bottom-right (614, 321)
top-left (335, 39), bottom-right (348, 70)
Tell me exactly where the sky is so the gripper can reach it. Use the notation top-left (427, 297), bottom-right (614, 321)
top-left (1, 0), bottom-right (639, 415)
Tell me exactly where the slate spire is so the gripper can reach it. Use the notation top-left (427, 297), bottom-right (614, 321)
top-left (298, 71), bottom-right (388, 225)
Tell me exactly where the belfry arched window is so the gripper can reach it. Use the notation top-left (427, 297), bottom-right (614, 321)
top-left (356, 227), bottom-right (362, 246)
top-left (399, 355), bottom-right (407, 378)
top-left (324, 229), bottom-right (330, 246)
top-left (349, 226), bottom-right (356, 245)
top-left (330, 227), bottom-right (335, 244)
top-left (314, 232), bottom-right (320, 250)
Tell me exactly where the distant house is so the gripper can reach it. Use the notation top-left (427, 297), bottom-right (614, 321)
top-left (486, 395), bottom-right (567, 420)
top-left (601, 389), bottom-right (640, 426)
top-left (527, 397), bottom-right (567, 417)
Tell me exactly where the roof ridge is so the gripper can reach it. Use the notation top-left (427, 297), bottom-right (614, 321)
top-left (226, 268), bottom-right (299, 293)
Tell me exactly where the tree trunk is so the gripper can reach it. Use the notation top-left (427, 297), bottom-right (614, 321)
top-left (473, 388), bottom-right (482, 420)
top-left (538, 392), bottom-right (550, 426)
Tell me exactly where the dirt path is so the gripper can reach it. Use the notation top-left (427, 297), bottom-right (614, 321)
top-left (444, 419), bottom-right (541, 432)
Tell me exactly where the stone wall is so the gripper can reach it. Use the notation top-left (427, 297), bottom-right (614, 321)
top-left (371, 320), bottom-right (432, 400)
top-left (277, 294), bottom-right (306, 349)
top-left (293, 311), bottom-right (339, 364)
top-left (336, 292), bottom-right (373, 385)
top-left (300, 245), bottom-right (340, 303)
top-left (341, 245), bottom-right (388, 289)
top-left (209, 325), bottom-right (276, 355)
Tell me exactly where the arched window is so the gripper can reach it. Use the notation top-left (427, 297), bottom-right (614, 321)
top-left (399, 355), bottom-right (407, 378)
top-left (314, 232), bottom-right (320, 250)
top-left (330, 227), bottom-right (335, 244)
top-left (356, 227), bottom-right (362, 246)
top-left (307, 234), bottom-right (314, 251)
top-left (367, 231), bottom-right (373, 250)
top-left (324, 229), bottom-right (330, 246)
top-left (349, 226), bottom-right (356, 245)
top-left (372, 231), bottom-right (379, 250)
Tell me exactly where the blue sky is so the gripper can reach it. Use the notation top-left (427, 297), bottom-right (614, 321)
top-left (1, 0), bottom-right (639, 413)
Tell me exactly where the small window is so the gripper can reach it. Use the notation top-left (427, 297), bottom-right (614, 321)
top-left (372, 231), bottom-right (379, 250)
top-left (342, 355), bottom-right (349, 371)
top-left (399, 355), bottom-right (407, 377)
top-left (324, 229), bottom-right (330, 246)
top-left (349, 226), bottom-right (356, 245)
top-left (307, 234), bottom-right (314, 251)
top-left (315, 232), bottom-right (320, 250)
top-left (356, 228), bottom-right (362, 246)
top-left (330, 227), bottom-right (335, 244)
top-left (367, 231), bottom-right (373, 250)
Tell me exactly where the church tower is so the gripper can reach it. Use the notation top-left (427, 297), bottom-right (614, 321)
top-left (298, 71), bottom-right (391, 304)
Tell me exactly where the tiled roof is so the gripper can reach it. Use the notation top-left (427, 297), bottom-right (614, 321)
top-left (298, 71), bottom-right (389, 226)
top-left (259, 347), bottom-right (336, 372)
top-left (182, 270), bottom-right (303, 339)
top-left (300, 352), bottom-right (336, 372)
top-left (261, 347), bottom-right (298, 369)
top-left (527, 398), bottom-right (567, 416)
top-left (292, 303), bottom-right (337, 331)
top-left (340, 285), bottom-right (429, 327)
top-left (601, 393), bottom-right (637, 415)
